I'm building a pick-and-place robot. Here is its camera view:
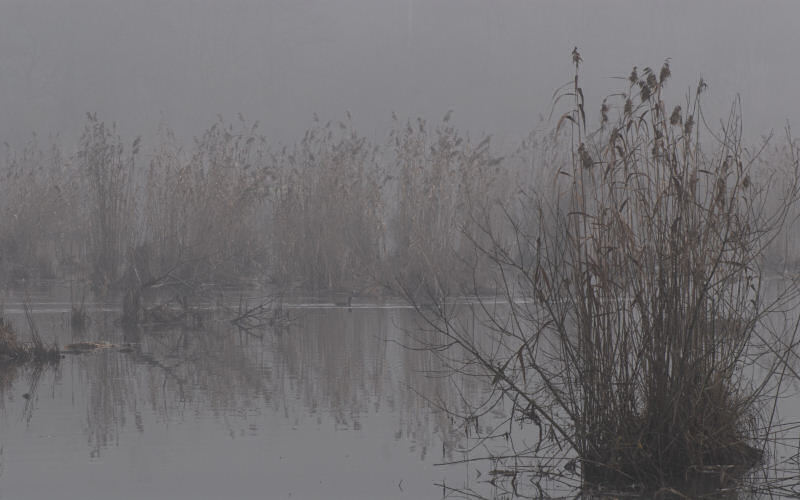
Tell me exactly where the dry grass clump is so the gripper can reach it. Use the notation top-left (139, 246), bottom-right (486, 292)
top-left (140, 118), bottom-right (272, 285)
top-left (555, 58), bottom-right (779, 491)
top-left (0, 109), bottom-right (517, 297)
top-left (411, 52), bottom-right (800, 497)
top-left (0, 318), bottom-right (24, 359)
top-left (271, 116), bottom-right (385, 291)
top-left (388, 114), bottom-right (508, 296)
top-left (78, 114), bottom-right (140, 287)
top-left (0, 114), bottom-right (273, 293)
top-left (0, 116), bottom-right (138, 287)
top-left (0, 312), bottom-right (59, 364)
top-left (0, 136), bottom-right (80, 282)
top-left (118, 117), bottom-right (272, 324)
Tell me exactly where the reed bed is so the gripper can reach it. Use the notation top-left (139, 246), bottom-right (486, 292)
top-left (0, 109), bottom-right (517, 296)
top-left (7, 90), bottom-right (791, 304)
top-left (407, 53), bottom-right (800, 497)
top-left (0, 50), bottom-right (799, 495)
top-left (271, 117), bottom-right (385, 291)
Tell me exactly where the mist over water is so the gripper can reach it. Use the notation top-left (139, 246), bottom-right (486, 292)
top-left (0, 287), bottom-right (477, 500)
top-left (1, 2), bottom-right (800, 499)
top-left (0, 1), bottom-right (797, 148)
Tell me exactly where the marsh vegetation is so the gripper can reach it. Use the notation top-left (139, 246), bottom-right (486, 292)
top-left (405, 54), bottom-right (800, 497)
top-left (0, 311), bottom-right (59, 364)
top-left (1, 53), bottom-right (800, 498)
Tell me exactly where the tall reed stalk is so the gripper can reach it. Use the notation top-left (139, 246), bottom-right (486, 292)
top-left (410, 52), bottom-right (800, 497)
top-left (271, 117), bottom-right (385, 291)
top-left (77, 114), bottom-right (139, 287)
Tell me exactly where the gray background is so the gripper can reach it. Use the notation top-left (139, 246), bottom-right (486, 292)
top-left (0, 0), bottom-right (793, 147)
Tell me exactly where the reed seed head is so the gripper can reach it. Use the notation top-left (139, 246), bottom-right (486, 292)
top-left (600, 99), bottom-right (609, 125)
top-left (646, 71), bottom-right (657, 90)
top-left (659, 59), bottom-right (671, 84)
top-left (572, 46), bottom-right (582, 67)
top-left (697, 78), bottom-right (708, 95)
top-left (629, 66), bottom-right (638, 85)
top-left (670, 105), bottom-right (682, 126)
top-left (640, 83), bottom-right (651, 101)
top-left (578, 143), bottom-right (593, 169)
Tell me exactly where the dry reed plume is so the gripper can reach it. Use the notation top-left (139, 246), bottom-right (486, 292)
top-left (408, 51), bottom-right (800, 498)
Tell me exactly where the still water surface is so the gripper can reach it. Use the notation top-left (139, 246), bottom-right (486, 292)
top-left (3, 282), bottom-right (799, 499)
top-left (0, 284), bottom-right (478, 500)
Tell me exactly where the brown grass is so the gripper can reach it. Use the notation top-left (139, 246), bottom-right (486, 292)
top-left (0, 309), bottom-right (59, 364)
top-left (406, 53), bottom-right (800, 497)
top-left (0, 108), bottom-right (523, 300)
top-left (0, 59), bottom-right (799, 496)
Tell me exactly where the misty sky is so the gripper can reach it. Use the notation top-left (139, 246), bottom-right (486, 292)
top-left (0, 0), bottom-right (797, 149)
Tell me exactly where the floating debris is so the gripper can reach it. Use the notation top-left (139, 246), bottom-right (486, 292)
top-left (62, 341), bottom-right (114, 354)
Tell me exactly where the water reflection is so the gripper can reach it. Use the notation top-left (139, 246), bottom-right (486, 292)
top-left (3, 286), bottom-right (799, 499)
top-left (274, 308), bottom-right (466, 462)
top-left (0, 286), bottom-right (473, 499)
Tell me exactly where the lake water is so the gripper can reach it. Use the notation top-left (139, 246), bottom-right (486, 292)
top-left (0, 284), bottom-right (485, 500)
top-left (1, 283), bottom-right (799, 499)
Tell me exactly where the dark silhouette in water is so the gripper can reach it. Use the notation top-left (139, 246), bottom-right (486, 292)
top-left (334, 293), bottom-right (353, 311)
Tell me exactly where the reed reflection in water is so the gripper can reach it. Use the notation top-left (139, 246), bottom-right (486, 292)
top-left (0, 289), bottom-right (478, 500)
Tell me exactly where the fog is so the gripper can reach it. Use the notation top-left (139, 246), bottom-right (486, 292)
top-left (2, 3), bottom-right (800, 499)
top-left (1, 0), bottom-right (797, 148)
